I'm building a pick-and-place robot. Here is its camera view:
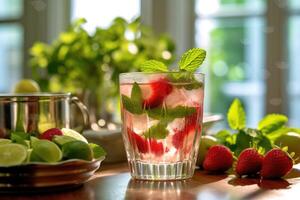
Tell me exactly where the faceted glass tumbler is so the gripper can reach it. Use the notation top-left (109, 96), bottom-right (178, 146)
top-left (120, 72), bottom-right (205, 180)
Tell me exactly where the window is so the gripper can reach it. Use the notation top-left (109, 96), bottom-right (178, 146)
top-left (71, 0), bottom-right (140, 31)
top-left (0, 0), bottom-right (23, 92)
top-left (195, 0), bottom-right (266, 127)
top-left (288, 0), bottom-right (300, 126)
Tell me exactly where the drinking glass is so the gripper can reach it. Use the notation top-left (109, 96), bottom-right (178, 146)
top-left (120, 72), bottom-right (204, 180)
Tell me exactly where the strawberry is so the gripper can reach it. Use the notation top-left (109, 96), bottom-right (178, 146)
top-left (203, 145), bottom-right (233, 172)
top-left (260, 148), bottom-right (293, 179)
top-left (172, 106), bottom-right (202, 149)
top-left (235, 148), bottom-right (263, 176)
top-left (40, 128), bottom-right (63, 140)
top-left (142, 78), bottom-right (173, 108)
top-left (127, 128), bottom-right (164, 156)
top-left (127, 128), bottom-right (148, 153)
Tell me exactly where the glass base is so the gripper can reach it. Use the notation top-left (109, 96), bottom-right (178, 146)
top-left (128, 160), bottom-right (195, 180)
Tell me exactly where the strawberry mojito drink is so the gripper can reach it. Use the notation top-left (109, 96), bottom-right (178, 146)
top-left (120, 72), bottom-right (204, 180)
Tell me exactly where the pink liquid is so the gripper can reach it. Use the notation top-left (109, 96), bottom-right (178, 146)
top-left (120, 80), bottom-right (204, 164)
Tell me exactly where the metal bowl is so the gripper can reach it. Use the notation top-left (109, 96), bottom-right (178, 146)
top-left (0, 157), bottom-right (104, 191)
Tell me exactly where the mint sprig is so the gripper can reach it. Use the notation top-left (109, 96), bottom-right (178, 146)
top-left (258, 114), bottom-right (288, 134)
top-left (227, 98), bottom-right (246, 130)
top-left (215, 98), bottom-right (298, 156)
top-left (179, 48), bottom-right (206, 72)
top-left (140, 60), bottom-right (168, 72)
top-left (143, 122), bottom-right (169, 139)
top-left (139, 48), bottom-right (206, 73)
top-left (121, 82), bottom-right (143, 114)
top-left (147, 106), bottom-right (196, 122)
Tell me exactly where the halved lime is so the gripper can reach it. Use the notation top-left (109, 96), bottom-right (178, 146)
top-left (0, 139), bottom-right (12, 145)
top-left (62, 141), bottom-right (92, 161)
top-left (61, 128), bottom-right (88, 143)
top-left (31, 140), bottom-right (62, 163)
top-left (0, 144), bottom-right (27, 166)
top-left (53, 135), bottom-right (76, 147)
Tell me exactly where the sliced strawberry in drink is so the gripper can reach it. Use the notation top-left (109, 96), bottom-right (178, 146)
top-left (40, 128), bottom-right (63, 140)
top-left (142, 78), bottom-right (173, 108)
top-left (172, 105), bottom-right (203, 150)
top-left (127, 128), bottom-right (148, 153)
top-left (149, 139), bottom-right (164, 157)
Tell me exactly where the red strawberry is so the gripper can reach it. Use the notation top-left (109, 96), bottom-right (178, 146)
top-left (235, 148), bottom-right (263, 176)
top-left (127, 128), bottom-right (148, 153)
top-left (203, 145), bottom-right (233, 172)
top-left (149, 140), bottom-right (164, 156)
top-left (260, 148), bottom-right (293, 179)
top-left (40, 128), bottom-right (63, 140)
top-left (142, 78), bottom-right (173, 108)
top-left (127, 128), bottom-right (164, 156)
top-left (172, 106), bottom-right (202, 149)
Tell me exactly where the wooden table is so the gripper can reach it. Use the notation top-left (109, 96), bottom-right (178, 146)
top-left (1, 163), bottom-right (300, 200)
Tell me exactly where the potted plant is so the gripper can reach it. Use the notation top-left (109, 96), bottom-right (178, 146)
top-left (30, 17), bottom-right (175, 128)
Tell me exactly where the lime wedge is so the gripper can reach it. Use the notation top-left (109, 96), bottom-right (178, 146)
top-left (0, 139), bottom-right (12, 145)
top-left (89, 143), bottom-right (106, 159)
top-left (62, 141), bottom-right (92, 161)
top-left (53, 135), bottom-right (76, 147)
top-left (61, 128), bottom-right (88, 143)
top-left (14, 79), bottom-right (40, 93)
top-left (31, 140), bottom-right (62, 163)
top-left (0, 144), bottom-right (27, 166)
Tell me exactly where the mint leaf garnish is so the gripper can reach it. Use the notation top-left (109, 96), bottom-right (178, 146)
top-left (179, 48), bottom-right (206, 72)
top-left (258, 114), bottom-right (288, 134)
top-left (227, 98), bottom-right (246, 130)
top-left (121, 82), bottom-right (143, 114)
top-left (167, 72), bottom-right (203, 90)
top-left (140, 60), bottom-right (168, 72)
top-left (143, 122), bottom-right (168, 139)
top-left (147, 106), bottom-right (196, 121)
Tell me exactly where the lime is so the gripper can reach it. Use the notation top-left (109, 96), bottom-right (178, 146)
top-left (14, 79), bottom-right (41, 93)
top-left (0, 139), bottom-right (12, 145)
top-left (0, 144), bottom-right (27, 166)
top-left (89, 143), bottom-right (106, 159)
top-left (53, 135), bottom-right (76, 147)
top-left (62, 141), bottom-right (93, 161)
top-left (61, 128), bottom-right (88, 143)
top-left (30, 140), bottom-right (62, 163)
top-left (275, 132), bottom-right (300, 163)
top-left (197, 135), bottom-right (218, 167)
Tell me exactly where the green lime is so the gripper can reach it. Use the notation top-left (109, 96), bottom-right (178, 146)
top-left (89, 143), bottom-right (106, 159)
top-left (31, 140), bottom-right (62, 163)
top-left (197, 135), bottom-right (219, 167)
top-left (0, 144), bottom-right (27, 166)
top-left (0, 139), bottom-right (12, 145)
top-left (62, 141), bottom-right (92, 161)
top-left (53, 135), bottom-right (77, 147)
top-left (61, 128), bottom-right (88, 143)
top-left (275, 132), bottom-right (300, 163)
top-left (14, 79), bottom-right (41, 93)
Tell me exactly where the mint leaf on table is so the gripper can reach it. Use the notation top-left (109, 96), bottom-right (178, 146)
top-left (121, 82), bottom-right (143, 114)
top-left (227, 98), bottom-right (246, 130)
top-left (179, 48), bottom-right (206, 72)
top-left (258, 114), bottom-right (288, 134)
top-left (140, 60), bottom-right (168, 72)
top-left (143, 122), bottom-right (168, 139)
top-left (147, 106), bottom-right (196, 121)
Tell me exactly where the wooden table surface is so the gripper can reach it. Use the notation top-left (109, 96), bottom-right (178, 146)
top-left (1, 162), bottom-right (300, 200)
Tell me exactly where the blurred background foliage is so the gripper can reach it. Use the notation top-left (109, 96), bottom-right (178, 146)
top-left (30, 17), bottom-right (175, 123)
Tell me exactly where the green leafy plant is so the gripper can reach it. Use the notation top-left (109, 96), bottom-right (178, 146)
top-left (215, 98), bottom-right (300, 156)
top-left (30, 17), bottom-right (175, 123)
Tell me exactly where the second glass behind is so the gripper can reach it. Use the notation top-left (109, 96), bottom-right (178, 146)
top-left (120, 72), bottom-right (205, 180)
